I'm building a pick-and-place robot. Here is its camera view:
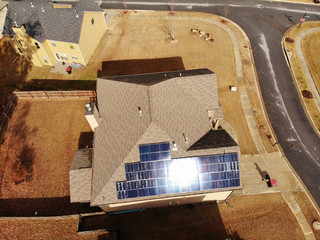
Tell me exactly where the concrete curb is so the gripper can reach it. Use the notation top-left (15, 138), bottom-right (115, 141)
top-left (281, 24), bottom-right (320, 217)
top-left (282, 25), bottom-right (320, 138)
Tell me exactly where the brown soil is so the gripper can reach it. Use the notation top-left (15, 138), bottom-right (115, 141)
top-left (285, 37), bottom-right (295, 43)
top-left (302, 89), bottom-right (313, 99)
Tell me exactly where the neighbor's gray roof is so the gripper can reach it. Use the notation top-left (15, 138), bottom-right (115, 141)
top-left (3, 0), bottom-right (103, 43)
top-left (91, 69), bottom-right (239, 206)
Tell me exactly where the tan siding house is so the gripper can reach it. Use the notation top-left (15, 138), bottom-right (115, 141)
top-left (2, 0), bottom-right (107, 67)
top-left (70, 69), bottom-right (242, 213)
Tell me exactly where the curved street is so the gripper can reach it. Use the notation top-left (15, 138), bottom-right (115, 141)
top-left (100, 0), bottom-right (320, 206)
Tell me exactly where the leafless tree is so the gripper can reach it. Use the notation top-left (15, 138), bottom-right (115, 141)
top-left (104, 10), bottom-right (116, 30)
top-left (223, 6), bottom-right (229, 18)
top-left (160, 17), bottom-right (178, 41)
top-left (169, 0), bottom-right (174, 15)
top-left (122, 0), bottom-right (127, 10)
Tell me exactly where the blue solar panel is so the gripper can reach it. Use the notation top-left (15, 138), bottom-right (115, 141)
top-left (139, 142), bottom-right (171, 162)
top-left (116, 143), bottom-right (240, 200)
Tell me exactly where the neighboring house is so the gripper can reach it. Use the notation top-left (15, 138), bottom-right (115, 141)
top-left (2, 0), bottom-right (107, 67)
top-left (0, 1), bottom-right (7, 39)
top-left (70, 69), bottom-right (241, 212)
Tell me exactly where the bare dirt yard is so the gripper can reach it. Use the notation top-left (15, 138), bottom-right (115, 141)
top-left (0, 98), bottom-right (100, 216)
top-left (79, 193), bottom-right (305, 240)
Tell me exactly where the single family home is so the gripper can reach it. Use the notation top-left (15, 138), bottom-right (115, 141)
top-left (70, 69), bottom-right (242, 212)
top-left (2, 0), bottom-right (107, 67)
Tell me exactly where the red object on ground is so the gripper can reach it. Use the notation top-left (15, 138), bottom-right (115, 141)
top-left (66, 67), bottom-right (71, 72)
top-left (270, 179), bottom-right (277, 186)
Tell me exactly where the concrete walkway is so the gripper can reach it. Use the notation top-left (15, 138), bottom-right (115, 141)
top-left (295, 28), bottom-right (320, 116)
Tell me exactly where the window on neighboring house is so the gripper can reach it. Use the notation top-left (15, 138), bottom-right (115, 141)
top-left (17, 47), bottom-right (23, 54)
top-left (42, 56), bottom-right (48, 64)
top-left (35, 42), bottom-right (40, 49)
top-left (72, 55), bottom-right (78, 59)
top-left (91, 17), bottom-right (94, 25)
top-left (55, 53), bottom-right (68, 61)
top-left (18, 40), bottom-right (23, 47)
top-left (60, 53), bottom-right (68, 60)
top-left (51, 41), bottom-right (56, 47)
top-left (26, 54), bottom-right (31, 60)
top-left (69, 43), bottom-right (74, 49)
top-left (55, 53), bottom-right (60, 60)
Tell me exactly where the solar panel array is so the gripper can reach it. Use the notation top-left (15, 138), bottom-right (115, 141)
top-left (116, 142), bottom-right (240, 200)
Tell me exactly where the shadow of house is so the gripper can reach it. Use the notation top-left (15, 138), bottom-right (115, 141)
top-left (97, 57), bottom-right (185, 77)
top-left (78, 201), bottom-right (239, 240)
top-left (78, 132), bottom-right (94, 149)
top-left (24, 79), bottom-right (97, 91)
top-left (0, 196), bottom-right (100, 217)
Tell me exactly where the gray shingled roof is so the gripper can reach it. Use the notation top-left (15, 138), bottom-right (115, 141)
top-left (3, 0), bottom-right (103, 43)
top-left (90, 69), bottom-right (239, 206)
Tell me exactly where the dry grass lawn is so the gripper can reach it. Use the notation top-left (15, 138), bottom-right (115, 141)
top-left (284, 22), bottom-right (320, 132)
top-left (302, 31), bottom-right (320, 94)
top-left (0, 99), bottom-right (92, 199)
top-left (0, 216), bottom-right (112, 240)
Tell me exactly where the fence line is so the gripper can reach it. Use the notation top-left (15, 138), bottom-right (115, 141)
top-left (14, 90), bottom-right (96, 99)
top-left (0, 94), bottom-right (18, 144)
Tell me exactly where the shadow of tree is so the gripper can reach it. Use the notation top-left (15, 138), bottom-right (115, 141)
top-left (0, 196), bottom-right (100, 217)
top-left (0, 38), bottom-right (32, 112)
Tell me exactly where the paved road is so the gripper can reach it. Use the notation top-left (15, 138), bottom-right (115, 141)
top-left (101, 0), bottom-right (320, 206)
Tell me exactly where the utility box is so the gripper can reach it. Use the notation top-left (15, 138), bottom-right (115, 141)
top-left (230, 86), bottom-right (237, 92)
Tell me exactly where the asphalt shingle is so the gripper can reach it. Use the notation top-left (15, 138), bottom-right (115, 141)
top-left (3, 0), bottom-right (103, 43)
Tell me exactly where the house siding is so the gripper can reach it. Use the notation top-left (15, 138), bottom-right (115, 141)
top-left (42, 40), bottom-right (85, 66)
top-left (78, 11), bottom-right (107, 64)
top-left (10, 27), bottom-right (44, 67)
top-left (99, 191), bottom-right (232, 212)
